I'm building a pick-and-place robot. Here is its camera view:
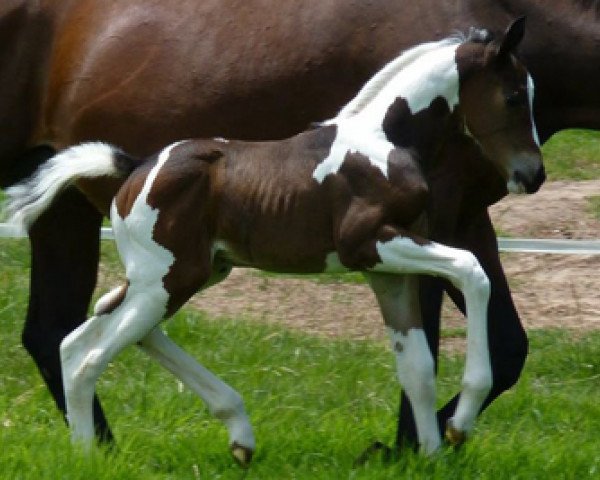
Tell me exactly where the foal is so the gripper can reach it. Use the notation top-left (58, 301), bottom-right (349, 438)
top-left (6, 19), bottom-right (543, 464)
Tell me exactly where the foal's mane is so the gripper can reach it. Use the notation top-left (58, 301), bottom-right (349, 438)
top-left (331, 29), bottom-right (493, 122)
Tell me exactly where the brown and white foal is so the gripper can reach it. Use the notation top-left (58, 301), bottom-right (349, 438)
top-left (6, 19), bottom-right (543, 464)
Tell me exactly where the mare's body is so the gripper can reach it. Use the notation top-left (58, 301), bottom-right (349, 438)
top-left (0, 0), bottom-right (596, 445)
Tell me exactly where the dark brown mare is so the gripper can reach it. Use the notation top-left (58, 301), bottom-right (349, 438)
top-left (1, 0), bottom-right (598, 450)
top-left (6, 22), bottom-right (543, 463)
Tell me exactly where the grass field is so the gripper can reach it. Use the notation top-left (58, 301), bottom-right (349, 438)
top-left (0, 130), bottom-right (599, 478)
top-left (542, 129), bottom-right (600, 180)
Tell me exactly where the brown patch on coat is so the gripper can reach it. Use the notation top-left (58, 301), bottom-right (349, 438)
top-left (125, 120), bottom-right (436, 319)
top-left (383, 96), bottom-right (455, 166)
top-left (144, 140), bottom-right (231, 316)
top-left (208, 127), bottom-right (340, 274)
top-left (76, 176), bottom-right (126, 216)
top-left (113, 158), bottom-right (156, 219)
top-left (331, 149), bottom-right (428, 270)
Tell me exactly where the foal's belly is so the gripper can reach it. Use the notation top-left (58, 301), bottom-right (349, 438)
top-left (214, 219), bottom-right (338, 274)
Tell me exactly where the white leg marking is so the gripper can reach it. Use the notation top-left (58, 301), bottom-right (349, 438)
top-left (388, 327), bottom-right (440, 454)
top-left (138, 328), bottom-right (255, 452)
top-left (61, 142), bottom-right (187, 448)
top-left (372, 237), bottom-right (492, 438)
top-left (61, 286), bottom-right (170, 448)
top-left (366, 273), bottom-right (440, 454)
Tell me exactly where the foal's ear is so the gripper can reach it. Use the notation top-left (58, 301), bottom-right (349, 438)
top-left (497, 16), bottom-right (527, 58)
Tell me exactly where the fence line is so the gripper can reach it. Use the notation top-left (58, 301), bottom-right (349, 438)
top-left (1, 223), bottom-right (599, 255)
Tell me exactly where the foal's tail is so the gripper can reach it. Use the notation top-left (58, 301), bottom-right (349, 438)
top-left (4, 142), bottom-right (138, 232)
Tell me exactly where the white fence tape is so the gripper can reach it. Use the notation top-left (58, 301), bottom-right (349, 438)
top-left (1, 223), bottom-right (599, 255)
top-left (497, 238), bottom-right (600, 255)
top-left (0, 224), bottom-right (25, 238)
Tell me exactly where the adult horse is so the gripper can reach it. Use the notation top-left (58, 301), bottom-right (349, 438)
top-left (6, 24), bottom-right (542, 462)
top-left (0, 0), bottom-right (597, 447)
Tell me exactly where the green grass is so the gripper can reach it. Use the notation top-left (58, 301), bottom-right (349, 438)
top-left (1, 238), bottom-right (599, 479)
top-left (0, 130), bottom-right (598, 477)
top-left (587, 195), bottom-right (600, 220)
top-left (542, 129), bottom-right (600, 181)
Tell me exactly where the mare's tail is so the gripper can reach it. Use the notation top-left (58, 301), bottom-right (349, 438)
top-left (4, 142), bottom-right (138, 232)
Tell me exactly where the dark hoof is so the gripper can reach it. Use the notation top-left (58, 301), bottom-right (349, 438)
top-left (353, 441), bottom-right (396, 467)
top-left (445, 419), bottom-right (467, 446)
top-left (230, 442), bottom-right (253, 468)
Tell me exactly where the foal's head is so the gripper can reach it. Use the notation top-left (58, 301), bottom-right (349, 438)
top-left (456, 17), bottom-right (545, 193)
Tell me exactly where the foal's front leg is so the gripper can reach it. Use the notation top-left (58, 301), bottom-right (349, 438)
top-left (366, 274), bottom-right (440, 454)
top-left (369, 234), bottom-right (492, 448)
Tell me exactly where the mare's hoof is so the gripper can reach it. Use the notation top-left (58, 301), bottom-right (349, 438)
top-left (230, 442), bottom-right (253, 468)
top-left (353, 441), bottom-right (396, 467)
top-left (445, 420), bottom-right (467, 446)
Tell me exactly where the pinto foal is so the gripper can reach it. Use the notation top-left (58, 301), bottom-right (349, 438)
top-left (6, 19), bottom-right (543, 465)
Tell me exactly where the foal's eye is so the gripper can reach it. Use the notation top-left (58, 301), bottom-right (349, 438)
top-left (505, 90), bottom-right (527, 107)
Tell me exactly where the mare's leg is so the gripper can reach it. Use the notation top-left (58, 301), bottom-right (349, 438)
top-left (433, 210), bottom-right (527, 426)
top-left (365, 274), bottom-right (439, 454)
top-left (22, 186), bottom-right (113, 441)
top-left (370, 235), bottom-right (492, 449)
top-left (138, 327), bottom-right (255, 466)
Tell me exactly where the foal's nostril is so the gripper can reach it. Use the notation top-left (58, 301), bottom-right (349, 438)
top-left (515, 164), bottom-right (545, 194)
top-left (532, 165), bottom-right (546, 191)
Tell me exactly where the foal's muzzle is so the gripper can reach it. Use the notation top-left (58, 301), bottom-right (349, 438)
top-left (508, 163), bottom-right (546, 194)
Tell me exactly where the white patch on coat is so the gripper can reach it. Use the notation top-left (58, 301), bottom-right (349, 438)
top-left (527, 74), bottom-right (541, 146)
top-left (506, 75), bottom-right (541, 194)
top-left (313, 41), bottom-right (460, 183)
top-left (387, 327), bottom-right (440, 454)
top-left (111, 141), bottom-right (187, 288)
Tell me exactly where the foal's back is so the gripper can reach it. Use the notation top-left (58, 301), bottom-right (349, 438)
top-left (114, 128), bottom-right (340, 273)
top-left (114, 125), bottom-right (427, 275)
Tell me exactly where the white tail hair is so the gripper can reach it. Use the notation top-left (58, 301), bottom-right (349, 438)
top-left (3, 142), bottom-right (125, 232)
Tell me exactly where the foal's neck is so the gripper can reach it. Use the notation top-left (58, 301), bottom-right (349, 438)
top-left (336, 43), bottom-right (462, 172)
top-left (382, 98), bottom-right (463, 173)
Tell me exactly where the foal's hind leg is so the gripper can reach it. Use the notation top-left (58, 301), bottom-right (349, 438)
top-left (365, 274), bottom-right (440, 454)
top-left (138, 327), bottom-right (255, 466)
top-left (60, 282), bottom-right (170, 447)
top-left (136, 252), bottom-right (255, 466)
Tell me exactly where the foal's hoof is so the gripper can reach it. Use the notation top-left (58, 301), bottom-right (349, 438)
top-left (230, 442), bottom-right (253, 468)
top-left (445, 420), bottom-right (467, 446)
